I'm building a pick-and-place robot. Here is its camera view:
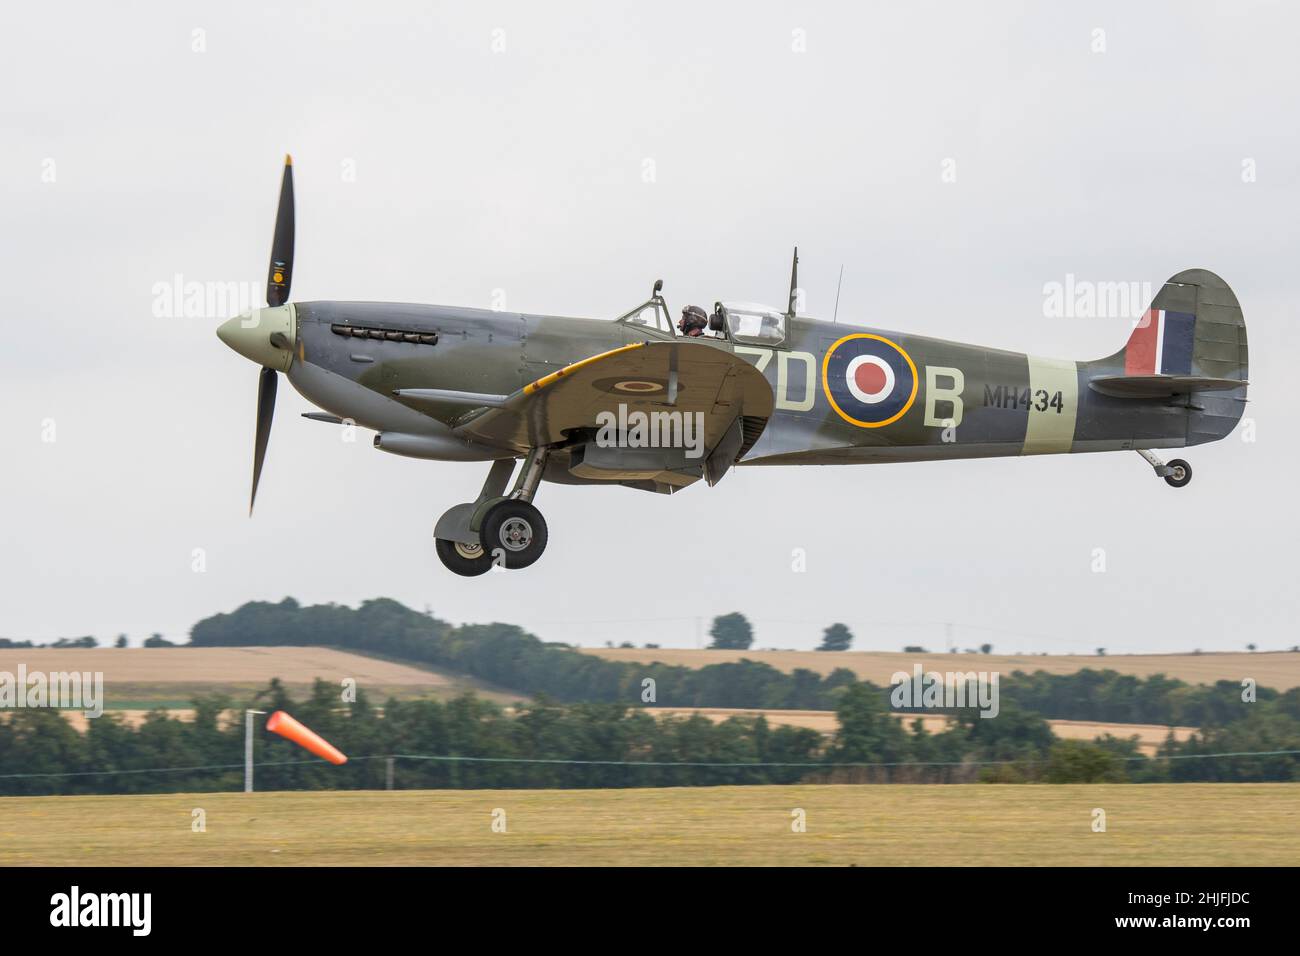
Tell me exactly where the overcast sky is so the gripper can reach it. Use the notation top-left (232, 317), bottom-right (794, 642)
top-left (2, 2), bottom-right (1297, 653)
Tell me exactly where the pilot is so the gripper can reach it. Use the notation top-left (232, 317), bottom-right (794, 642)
top-left (678, 305), bottom-right (709, 337)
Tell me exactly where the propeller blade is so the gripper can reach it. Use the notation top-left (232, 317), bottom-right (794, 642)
top-left (266, 155), bottom-right (295, 307)
top-left (250, 367), bottom-right (278, 515)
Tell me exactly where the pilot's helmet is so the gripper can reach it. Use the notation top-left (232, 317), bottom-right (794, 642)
top-left (680, 305), bottom-right (708, 332)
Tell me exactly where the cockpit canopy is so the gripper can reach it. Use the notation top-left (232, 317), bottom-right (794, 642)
top-left (717, 302), bottom-right (787, 346)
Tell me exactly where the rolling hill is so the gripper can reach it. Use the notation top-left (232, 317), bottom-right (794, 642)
top-left (0, 646), bottom-right (522, 708)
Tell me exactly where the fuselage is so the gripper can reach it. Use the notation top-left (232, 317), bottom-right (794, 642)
top-left (277, 298), bottom-right (1243, 471)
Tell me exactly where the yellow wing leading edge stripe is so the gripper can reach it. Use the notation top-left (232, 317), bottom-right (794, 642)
top-left (522, 342), bottom-right (646, 396)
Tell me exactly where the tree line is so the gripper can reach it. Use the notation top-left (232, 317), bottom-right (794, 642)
top-left (2, 676), bottom-right (1296, 796)
top-left (3, 597), bottom-right (1294, 793)
top-left (188, 598), bottom-right (1300, 730)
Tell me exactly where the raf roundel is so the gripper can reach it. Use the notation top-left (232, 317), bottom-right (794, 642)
top-left (821, 333), bottom-right (918, 428)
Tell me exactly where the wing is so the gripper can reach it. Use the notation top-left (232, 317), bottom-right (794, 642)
top-left (453, 341), bottom-right (774, 488)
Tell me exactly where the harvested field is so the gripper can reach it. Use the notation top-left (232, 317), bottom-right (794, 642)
top-left (650, 708), bottom-right (1196, 754)
top-left (0, 647), bottom-right (522, 706)
top-left (584, 647), bottom-right (1300, 690)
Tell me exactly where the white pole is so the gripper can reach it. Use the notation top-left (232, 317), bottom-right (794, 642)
top-left (244, 709), bottom-right (266, 793)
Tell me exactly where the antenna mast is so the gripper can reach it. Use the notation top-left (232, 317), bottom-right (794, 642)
top-left (832, 264), bottom-right (844, 324)
top-left (786, 246), bottom-right (799, 319)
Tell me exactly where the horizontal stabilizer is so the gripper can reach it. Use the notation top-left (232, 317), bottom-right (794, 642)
top-left (1088, 374), bottom-right (1247, 399)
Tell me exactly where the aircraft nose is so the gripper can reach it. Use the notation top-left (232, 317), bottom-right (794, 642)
top-left (216, 305), bottom-right (296, 371)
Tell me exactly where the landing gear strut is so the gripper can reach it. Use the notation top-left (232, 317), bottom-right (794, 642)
top-left (433, 448), bottom-right (552, 575)
top-left (1136, 449), bottom-right (1192, 488)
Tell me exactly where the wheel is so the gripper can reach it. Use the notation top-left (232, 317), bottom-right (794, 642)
top-left (1164, 458), bottom-right (1192, 488)
top-left (480, 499), bottom-right (548, 569)
top-left (435, 537), bottom-right (494, 577)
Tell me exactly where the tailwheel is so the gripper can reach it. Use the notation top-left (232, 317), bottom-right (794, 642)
top-left (1136, 449), bottom-right (1193, 489)
top-left (480, 499), bottom-right (548, 569)
top-left (1164, 458), bottom-right (1192, 488)
top-left (435, 538), bottom-right (494, 577)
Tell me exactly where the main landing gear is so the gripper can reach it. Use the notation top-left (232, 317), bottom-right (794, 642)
top-left (1136, 449), bottom-right (1193, 488)
top-left (433, 448), bottom-right (552, 576)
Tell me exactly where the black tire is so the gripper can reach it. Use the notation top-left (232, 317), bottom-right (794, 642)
top-left (1164, 459), bottom-right (1192, 488)
top-left (435, 537), bottom-right (494, 577)
top-left (480, 499), bottom-right (548, 569)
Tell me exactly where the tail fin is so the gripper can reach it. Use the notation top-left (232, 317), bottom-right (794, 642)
top-left (1097, 269), bottom-right (1248, 443)
top-left (1119, 269), bottom-right (1247, 380)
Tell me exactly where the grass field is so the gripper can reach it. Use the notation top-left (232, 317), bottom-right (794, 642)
top-left (585, 647), bottom-right (1300, 690)
top-left (0, 784), bottom-right (1295, 866)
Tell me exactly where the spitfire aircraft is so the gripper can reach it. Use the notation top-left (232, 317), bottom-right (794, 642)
top-left (217, 158), bottom-right (1249, 575)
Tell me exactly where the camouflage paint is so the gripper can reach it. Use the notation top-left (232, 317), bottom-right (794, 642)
top-left (278, 269), bottom-right (1247, 491)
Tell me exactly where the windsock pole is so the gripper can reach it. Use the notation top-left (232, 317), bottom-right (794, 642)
top-left (244, 709), bottom-right (266, 793)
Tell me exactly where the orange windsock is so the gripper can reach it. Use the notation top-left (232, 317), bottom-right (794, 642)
top-left (265, 711), bottom-right (347, 765)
